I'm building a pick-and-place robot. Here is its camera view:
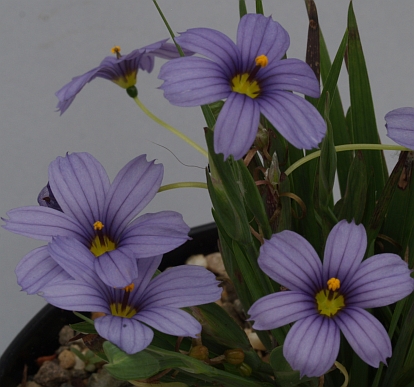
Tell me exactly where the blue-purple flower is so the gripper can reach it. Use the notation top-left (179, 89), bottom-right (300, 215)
top-left (41, 237), bottom-right (221, 354)
top-left (56, 40), bottom-right (189, 115)
top-left (158, 13), bottom-right (326, 160)
top-left (4, 152), bottom-right (190, 290)
top-left (248, 220), bottom-right (414, 377)
top-left (385, 107), bottom-right (414, 149)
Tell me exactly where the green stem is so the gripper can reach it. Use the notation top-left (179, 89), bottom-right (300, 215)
top-left (284, 144), bottom-right (409, 176)
top-left (133, 96), bottom-right (208, 158)
top-left (158, 182), bottom-right (208, 192)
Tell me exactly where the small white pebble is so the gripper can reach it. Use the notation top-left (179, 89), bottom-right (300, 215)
top-left (58, 349), bottom-right (76, 369)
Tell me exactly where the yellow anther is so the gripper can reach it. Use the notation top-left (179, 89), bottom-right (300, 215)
top-left (111, 46), bottom-right (121, 55)
top-left (93, 221), bottom-right (104, 231)
top-left (123, 283), bottom-right (135, 293)
top-left (255, 55), bottom-right (268, 68)
top-left (327, 277), bottom-right (341, 291)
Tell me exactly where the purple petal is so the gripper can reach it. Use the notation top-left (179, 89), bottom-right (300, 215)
top-left (260, 58), bottom-right (320, 98)
top-left (104, 155), bottom-right (163, 240)
top-left (95, 315), bottom-right (153, 355)
top-left (335, 307), bottom-right (392, 368)
top-left (283, 314), bottom-right (340, 377)
top-left (346, 253), bottom-right (414, 308)
top-left (214, 93), bottom-right (260, 160)
top-left (257, 90), bottom-right (326, 150)
top-left (48, 153), bottom-right (110, 239)
top-left (3, 206), bottom-right (89, 244)
top-left (139, 265), bottom-right (221, 309)
top-left (385, 107), bottom-right (414, 149)
top-left (248, 291), bottom-right (318, 330)
top-left (159, 57), bottom-right (230, 107)
top-left (94, 248), bottom-right (139, 288)
top-left (132, 256), bottom-right (163, 298)
top-left (136, 307), bottom-right (201, 338)
top-left (55, 68), bottom-right (101, 115)
top-left (120, 211), bottom-right (190, 258)
top-left (258, 230), bottom-right (323, 294)
top-left (147, 42), bottom-right (193, 60)
top-left (41, 280), bottom-right (110, 313)
top-left (175, 28), bottom-right (240, 78)
top-left (237, 14), bottom-right (290, 68)
top-left (47, 237), bottom-right (100, 286)
top-left (322, 220), bottom-right (367, 290)
top-left (15, 246), bottom-right (72, 294)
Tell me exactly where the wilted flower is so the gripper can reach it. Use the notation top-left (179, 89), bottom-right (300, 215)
top-left (159, 13), bottom-right (326, 160)
top-left (55, 40), bottom-right (189, 114)
top-left (248, 220), bottom-right (414, 377)
top-left (4, 152), bottom-right (190, 290)
top-left (385, 107), bottom-right (414, 149)
top-left (41, 237), bottom-right (222, 354)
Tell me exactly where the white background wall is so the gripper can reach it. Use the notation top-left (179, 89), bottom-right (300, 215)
top-left (0, 0), bottom-right (413, 354)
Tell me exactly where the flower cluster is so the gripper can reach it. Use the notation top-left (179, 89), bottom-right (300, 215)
top-left (3, 152), bottom-right (221, 353)
top-left (4, 7), bottom-right (414, 385)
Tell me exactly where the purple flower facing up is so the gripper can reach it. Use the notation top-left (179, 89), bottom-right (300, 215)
top-left (248, 220), bottom-right (414, 377)
top-left (55, 40), bottom-right (190, 115)
top-left (4, 152), bottom-right (190, 290)
top-left (41, 237), bottom-right (222, 354)
top-left (385, 107), bottom-right (414, 150)
top-left (159, 13), bottom-right (326, 160)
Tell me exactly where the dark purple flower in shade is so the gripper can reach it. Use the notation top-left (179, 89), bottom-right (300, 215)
top-left (4, 152), bottom-right (190, 290)
top-left (55, 39), bottom-right (190, 115)
top-left (385, 107), bottom-right (414, 149)
top-left (248, 220), bottom-right (414, 377)
top-left (40, 236), bottom-right (221, 354)
top-left (158, 13), bottom-right (326, 160)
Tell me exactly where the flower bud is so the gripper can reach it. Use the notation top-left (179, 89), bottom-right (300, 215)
top-left (238, 362), bottom-right (252, 376)
top-left (189, 345), bottom-right (209, 361)
top-left (224, 348), bottom-right (245, 365)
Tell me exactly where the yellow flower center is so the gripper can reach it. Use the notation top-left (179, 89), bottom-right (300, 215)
top-left (315, 278), bottom-right (345, 317)
top-left (110, 283), bottom-right (137, 318)
top-left (231, 73), bottom-right (261, 98)
top-left (90, 221), bottom-right (116, 257)
top-left (230, 55), bottom-right (268, 99)
top-left (111, 72), bottom-right (138, 89)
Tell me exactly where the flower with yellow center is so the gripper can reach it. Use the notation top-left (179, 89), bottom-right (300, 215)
top-left (55, 39), bottom-right (191, 115)
top-left (159, 13), bottom-right (326, 160)
top-left (248, 220), bottom-right (414, 378)
top-left (6, 152), bottom-right (191, 291)
top-left (41, 241), bottom-right (222, 355)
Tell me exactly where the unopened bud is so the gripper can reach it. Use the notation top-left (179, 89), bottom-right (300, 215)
top-left (224, 348), bottom-right (245, 365)
top-left (189, 345), bottom-right (209, 361)
top-left (238, 362), bottom-right (252, 376)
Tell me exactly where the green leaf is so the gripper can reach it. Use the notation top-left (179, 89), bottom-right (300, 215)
top-left (233, 160), bottom-right (272, 239)
top-left (191, 302), bottom-right (251, 350)
top-left (69, 321), bottom-right (97, 334)
top-left (269, 346), bottom-right (319, 386)
top-left (337, 150), bottom-right (368, 224)
top-left (366, 152), bottom-right (408, 251)
top-left (255, 0), bottom-right (264, 15)
top-left (348, 2), bottom-right (388, 200)
top-left (316, 97), bottom-right (338, 238)
top-left (239, 0), bottom-right (247, 18)
top-left (103, 341), bottom-right (160, 380)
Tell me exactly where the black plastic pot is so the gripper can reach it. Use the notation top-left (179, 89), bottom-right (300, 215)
top-left (0, 223), bottom-right (218, 387)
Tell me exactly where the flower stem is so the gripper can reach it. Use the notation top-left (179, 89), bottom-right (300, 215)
top-left (133, 96), bottom-right (208, 159)
top-left (284, 144), bottom-right (410, 176)
top-left (158, 182), bottom-right (208, 192)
